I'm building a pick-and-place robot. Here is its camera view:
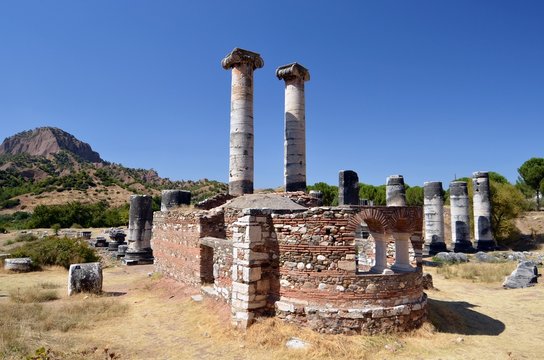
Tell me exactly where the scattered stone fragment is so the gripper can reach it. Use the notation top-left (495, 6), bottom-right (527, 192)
top-left (434, 252), bottom-right (468, 264)
top-left (503, 261), bottom-right (539, 289)
top-left (285, 337), bottom-right (310, 350)
top-left (422, 273), bottom-right (434, 290)
top-left (474, 251), bottom-right (500, 263)
top-left (4, 257), bottom-right (33, 272)
top-left (191, 294), bottom-right (203, 302)
top-left (68, 262), bottom-right (103, 296)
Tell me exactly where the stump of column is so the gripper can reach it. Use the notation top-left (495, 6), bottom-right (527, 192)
top-left (309, 190), bottom-right (324, 206)
top-left (472, 172), bottom-right (496, 251)
top-left (449, 181), bottom-right (476, 253)
top-left (339, 170), bottom-right (359, 205)
top-left (276, 63), bottom-right (310, 192)
top-left (423, 181), bottom-right (447, 255)
top-left (386, 175), bottom-right (406, 206)
top-left (222, 48), bottom-right (264, 196)
top-left (125, 195), bottom-right (154, 265)
top-left (161, 190), bottom-right (191, 211)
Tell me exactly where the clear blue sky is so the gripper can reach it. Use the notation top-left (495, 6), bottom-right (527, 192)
top-left (1, 1), bottom-right (543, 189)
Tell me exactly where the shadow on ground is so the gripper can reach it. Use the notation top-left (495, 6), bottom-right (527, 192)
top-left (428, 299), bottom-right (505, 335)
top-left (102, 291), bottom-right (127, 297)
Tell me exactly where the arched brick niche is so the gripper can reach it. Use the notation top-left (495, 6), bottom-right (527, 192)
top-left (271, 206), bottom-right (426, 334)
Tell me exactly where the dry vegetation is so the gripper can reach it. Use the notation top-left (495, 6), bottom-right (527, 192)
top-left (1, 260), bottom-right (543, 359)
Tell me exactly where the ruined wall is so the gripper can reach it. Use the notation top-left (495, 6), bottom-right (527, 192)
top-left (200, 237), bottom-right (233, 303)
top-left (153, 209), bottom-right (225, 286)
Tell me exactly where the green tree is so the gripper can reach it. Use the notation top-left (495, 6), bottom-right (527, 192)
top-left (405, 185), bottom-right (424, 206)
top-left (518, 158), bottom-right (544, 209)
top-left (359, 183), bottom-right (386, 205)
top-left (307, 182), bottom-right (338, 206)
top-left (491, 181), bottom-right (526, 245)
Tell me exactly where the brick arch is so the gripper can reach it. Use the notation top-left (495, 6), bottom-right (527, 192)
top-left (346, 207), bottom-right (391, 233)
top-left (388, 207), bottom-right (423, 233)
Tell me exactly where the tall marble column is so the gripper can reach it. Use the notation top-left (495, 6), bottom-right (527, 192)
top-left (221, 48), bottom-right (264, 196)
top-left (276, 63), bottom-right (310, 192)
top-left (386, 175), bottom-right (406, 206)
top-left (339, 170), bottom-right (359, 205)
top-left (423, 181), bottom-right (447, 255)
top-left (473, 171), bottom-right (496, 251)
top-left (449, 181), bottom-right (475, 252)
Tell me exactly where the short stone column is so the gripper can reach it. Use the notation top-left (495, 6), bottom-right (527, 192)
top-left (125, 195), bottom-right (154, 264)
top-left (276, 63), bottom-right (310, 192)
top-left (449, 181), bottom-right (475, 252)
top-left (231, 209), bottom-right (270, 328)
top-left (339, 170), bottom-right (359, 205)
top-left (391, 232), bottom-right (414, 272)
top-left (370, 232), bottom-right (389, 273)
top-left (473, 171), bottom-right (496, 251)
top-left (161, 190), bottom-right (191, 211)
top-left (386, 175), bottom-right (406, 206)
top-left (309, 190), bottom-right (324, 206)
top-left (222, 48), bottom-right (264, 196)
top-left (410, 234), bottom-right (424, 271)
top-left (423, 181), bottom-right (447, 255)
top-left (68, 262), bottom-right (103, 296)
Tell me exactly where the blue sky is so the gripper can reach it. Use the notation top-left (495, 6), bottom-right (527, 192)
top-left (1, 1), bottom-right (543, 189)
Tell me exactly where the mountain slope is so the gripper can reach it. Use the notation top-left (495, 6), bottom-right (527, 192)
top-left (0, 127), bottom-right (227, 212)
top-left (0, 127), bottom-right (102, 163)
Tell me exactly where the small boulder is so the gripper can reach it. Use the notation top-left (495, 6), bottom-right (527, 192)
top-left (422, 273), bottom-right (434, 290)
top-left (68, 262), bottom-right (103, 296)
top-left (435, 252), bottom-right (468, 264)
top-left (474, 252), bottom-right (499, 263)
top-left (503, 261), bottom-right (539, 289)
top-left (4, 257), bottom-right (33, 272)
top-left (285, 337), bottom-right (310, 350)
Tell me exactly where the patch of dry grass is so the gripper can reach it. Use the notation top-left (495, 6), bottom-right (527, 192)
top-left (9, 286), bottom-right (59, 303)
top-left (0, 295), bottom-right (129, 359)
top-left (436, 261), bottom-right (517, 283)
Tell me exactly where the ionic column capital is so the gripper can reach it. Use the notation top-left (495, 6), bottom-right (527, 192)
top-left (276, 62), bottom-right (310, 82)
top-left (221, 48), bottom-right (264, 70)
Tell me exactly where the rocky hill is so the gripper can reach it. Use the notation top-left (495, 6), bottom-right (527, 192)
top-left (0, 127), bottom-right (227, 212)
top-left (0, 127), bottom-right (102, 163)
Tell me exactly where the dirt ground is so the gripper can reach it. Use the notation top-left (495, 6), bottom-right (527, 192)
top-left (1, 259), bottom-right (543, 360)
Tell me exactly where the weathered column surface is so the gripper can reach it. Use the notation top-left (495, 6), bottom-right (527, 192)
top-left (161, 190), bottom-right (191, 211)
top-left (472, 171), bottom-right (496, 251)
top-left (386, 175), bottom-right (406, 206)
top-left (276, 63), bottom-right (310, 192)
top-left (339, 170), bottom-right (359, 205)
top-left (125, 195), bottom-right (154, 264)
top-left (423, 181), bottom-right (447, 255)
top-left (370, 232), bottom-right (388, 273)
top-left (449, 181), bottom-right (475, 253)
top-left (309, 190), bottom-right (324, 206)
top-left (222, 48), bottom-right (264, 196)
top-left (391, 232), bottom-right (414, 272)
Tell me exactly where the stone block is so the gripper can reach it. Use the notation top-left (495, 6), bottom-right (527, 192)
top-left (338, 260), bottom-right (356, 271)
top-left (68, 262), bottom-right (103, 296)
top-left (276, 301), bottom-right (295, 312)
top-left (243, 266), bottom-right (262, 282)
top-left (4, 258), bottom-right (33, 272)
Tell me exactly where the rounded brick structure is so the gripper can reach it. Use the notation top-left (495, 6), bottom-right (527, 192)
top-left (275, 272), bottom-right (427, 334)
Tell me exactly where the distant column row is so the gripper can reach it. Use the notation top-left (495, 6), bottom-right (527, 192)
top-left (423, 171), bottom-right (496, 255)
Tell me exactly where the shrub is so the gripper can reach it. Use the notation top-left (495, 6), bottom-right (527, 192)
top-left (10, 236), bottom-right (99, 269)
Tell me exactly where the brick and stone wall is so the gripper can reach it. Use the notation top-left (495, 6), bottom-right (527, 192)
top-left (153, 209), bottom-right (226, 286)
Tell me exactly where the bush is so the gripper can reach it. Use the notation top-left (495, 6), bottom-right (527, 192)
top-left (10, 236), bottom-right (99, 269)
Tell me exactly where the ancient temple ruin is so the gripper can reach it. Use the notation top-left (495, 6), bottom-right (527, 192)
top-left (151, 48), bottom-right (428, 335)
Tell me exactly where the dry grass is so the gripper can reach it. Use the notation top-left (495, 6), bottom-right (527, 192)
top-left (1, 263), bottom-right (544, 359)
top-left (436, 261), bottom-right (517, 283)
